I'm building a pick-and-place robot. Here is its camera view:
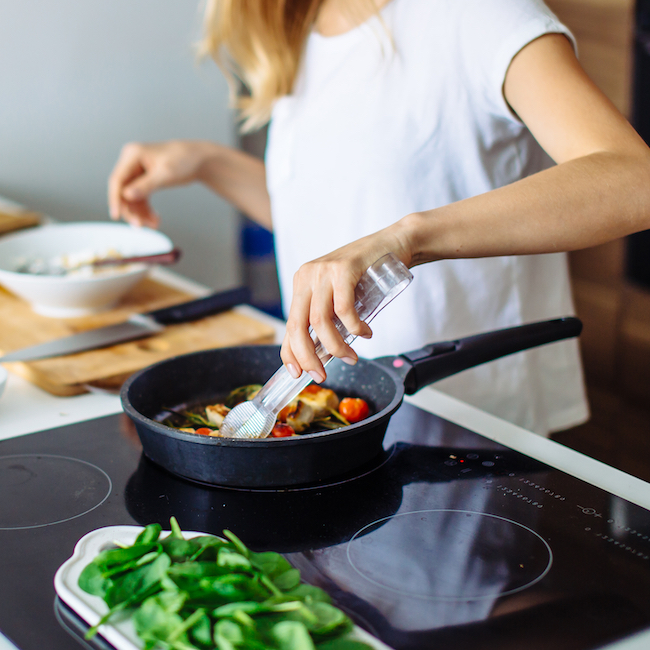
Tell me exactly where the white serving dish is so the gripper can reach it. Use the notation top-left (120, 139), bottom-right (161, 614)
top-left (54, 525), bottom-right (392, 650)
top-left (0, 222), bottom-right (173, 317)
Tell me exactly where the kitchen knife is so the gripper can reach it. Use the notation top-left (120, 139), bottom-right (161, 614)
top-left (0, 287), bottom-right (251, 363)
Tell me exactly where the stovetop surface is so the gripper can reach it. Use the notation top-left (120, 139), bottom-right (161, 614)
top-left (1, 404), bottom-right (650, 650)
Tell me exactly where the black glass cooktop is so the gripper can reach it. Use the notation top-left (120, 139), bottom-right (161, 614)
top-left (1, 404), bottom-right (650, 650)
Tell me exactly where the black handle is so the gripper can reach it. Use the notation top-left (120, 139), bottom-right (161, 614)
top-left (386, 317), bottom-right (582, 395)
top-left (146, 287), bottom-right (251, 325)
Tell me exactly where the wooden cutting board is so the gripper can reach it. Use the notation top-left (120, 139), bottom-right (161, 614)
top-left (0, 278), bottom-right (276, 396)
top-left (0, 209), bottom-right (42, 235)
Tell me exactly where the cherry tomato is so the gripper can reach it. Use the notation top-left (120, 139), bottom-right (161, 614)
top-left (271, 423), bottom-right (295, 437)
top-left (338, 397), bottom-right (370, 423)
top-left (195, 427), bottom-right (213, 436)
top-left (300, 384), bottom-right (322, 395)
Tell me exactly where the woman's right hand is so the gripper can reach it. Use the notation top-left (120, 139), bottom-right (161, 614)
top-left (108, 140), bottom-right (215, 227)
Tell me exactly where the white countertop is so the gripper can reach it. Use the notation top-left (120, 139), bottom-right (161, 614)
top-left (1, 266), bottom-right (650, 650)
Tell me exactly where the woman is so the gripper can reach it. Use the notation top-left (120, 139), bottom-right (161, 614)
top-left (109, 0), bottom-right (650, 435)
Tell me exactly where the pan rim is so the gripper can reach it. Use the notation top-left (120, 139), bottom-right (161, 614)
top-left (121, 345), bottom-right (406, 446)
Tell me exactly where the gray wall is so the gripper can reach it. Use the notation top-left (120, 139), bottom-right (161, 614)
top-left (0, 0), bottom-right (241, 290)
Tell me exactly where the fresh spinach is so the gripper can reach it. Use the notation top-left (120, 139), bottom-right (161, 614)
top-left (79, 518), bottom-right (373, 650)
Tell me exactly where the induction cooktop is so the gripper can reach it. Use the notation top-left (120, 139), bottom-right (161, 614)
top-left (1, 403), bottom-right (650, 650)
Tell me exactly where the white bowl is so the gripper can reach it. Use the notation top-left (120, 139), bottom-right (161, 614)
top-left (0, 222), bottom-right (173, 317)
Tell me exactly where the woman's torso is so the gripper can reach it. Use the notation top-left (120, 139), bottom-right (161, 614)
top-left (265, 0), bottom-right (588, 435)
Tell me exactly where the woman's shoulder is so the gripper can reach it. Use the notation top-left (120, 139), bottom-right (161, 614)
top-left (388, 0), bottom-right (567, 73)
top-left (391, 0), bottom-right (562, 33)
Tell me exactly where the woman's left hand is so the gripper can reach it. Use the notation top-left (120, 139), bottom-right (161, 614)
top-left (280, 226), bottom-right (413, 382)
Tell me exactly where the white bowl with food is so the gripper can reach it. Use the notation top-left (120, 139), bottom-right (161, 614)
top-left (0, 222), bottom-right (174, 317)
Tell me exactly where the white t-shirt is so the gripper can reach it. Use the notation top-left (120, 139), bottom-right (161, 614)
top-left (265, 0), bottom-right (589, 436)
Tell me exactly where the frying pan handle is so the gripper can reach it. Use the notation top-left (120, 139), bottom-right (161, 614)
top-left (385, 317), bottom-right (582, 395)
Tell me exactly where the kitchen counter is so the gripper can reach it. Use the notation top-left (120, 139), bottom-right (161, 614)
top-left (2, 268), bottom-right (650, 650)
top-left (0, 268), bottom-right (286, 441)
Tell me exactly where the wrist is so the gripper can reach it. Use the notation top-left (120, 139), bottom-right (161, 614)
top-left (389, 211), bottom-right (435, 268)
top-left (195, 141), bottom-right (227, 184)
top-left (396, 207), bottom-right (460, 266)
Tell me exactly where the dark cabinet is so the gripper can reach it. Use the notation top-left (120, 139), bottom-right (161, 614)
top-left (627, 0), bottom-right (650, 289)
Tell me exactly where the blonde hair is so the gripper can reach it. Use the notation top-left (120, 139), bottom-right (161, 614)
top-left (200, 0), bottom-right (384, 132)
top-left (199, 0), bottom-right (324, 133)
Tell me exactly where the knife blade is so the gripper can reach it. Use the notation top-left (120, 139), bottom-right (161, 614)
top-left (0, 286), bottom-right (251, 363)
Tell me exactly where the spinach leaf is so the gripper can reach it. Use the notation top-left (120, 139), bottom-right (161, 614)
top-left (214, 619), bottom-right (245, 650)
top-left (132, 593), bottom-right (186, 644)
top-left (217, 547), bottom-right (253, 572)
top-left (213, 601), bottom-right (302, 619)
top-left (285, 584), bottom-right (332, 604)
top-left (189, 610), bottom-right (213, 647)
top-left (168, 561), bottom-right (233, 580)
top-left (249, 551), bottom-right (293, 578)
top-left (163, 537), bottom-right (201, 562)
top-left (104, 553), bottom-right (171, 608)
top-left (222, 530), bottom-right (250, 559)
top-left (78, 561), bottom-right (112, 597)
top-left (188, 536), bottom-right (229, 562)
top-left (302, 602), bottom-right (350, 637)
top-left (135, 523), bottom-right (163, 545)
top-left (272, 568), bottom-right (302, 592)
top-left (272, 621), bottom-right (316, 650)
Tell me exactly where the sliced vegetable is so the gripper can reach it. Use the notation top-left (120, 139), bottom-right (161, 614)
top-left (277, 400), bottom-right (314, 433)
top-left (206, 403), bottom-right (231, 427)
top-left (297, 386), bottom-right (339, 418)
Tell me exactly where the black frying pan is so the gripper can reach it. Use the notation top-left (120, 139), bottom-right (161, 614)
top-left (121, 316), bottom-right (582, 488)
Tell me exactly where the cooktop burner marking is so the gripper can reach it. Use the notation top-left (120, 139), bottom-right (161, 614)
top-left (0, 454), bottom-right (112, 530)
top-left (346, 509), bottom-right (553, 601)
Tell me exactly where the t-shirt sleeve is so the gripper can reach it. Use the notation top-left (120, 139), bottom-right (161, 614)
top-left (457, 0), bottom-right (577, 121)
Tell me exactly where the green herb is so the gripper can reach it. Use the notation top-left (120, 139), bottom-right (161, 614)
top-left (326, 408), bottom-right (350, 427)
top-left (224, 385), bottom-right (263, 409)
top-left (162, 407), bottom-right (213, 428)
top-left (79, 518), bottom-right (372, 650)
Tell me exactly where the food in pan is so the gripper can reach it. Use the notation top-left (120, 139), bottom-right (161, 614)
top-left (78, 517), bottom-right (373, 649)
top-left (160, 385), bottom-right (370, 438)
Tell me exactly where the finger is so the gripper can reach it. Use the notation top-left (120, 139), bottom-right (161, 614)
top-left (120, 199), bottom-right (160, 229)
top-left (121, 164), bottom-right (172, 202)
top-left (108, 144), bottom-right (145, 219)
top-left (279, 337), bottom-right (303, 381)
top-left (331, 277), bottom-right (372, 343)
top-left (284, 278), bottom-right (328, 383)
top-left (308, 283), bottom-right (358, 365)
top-left (309, 264), bottom-right (372, 363)
top-left (284, 322), bottom-right (327, 383)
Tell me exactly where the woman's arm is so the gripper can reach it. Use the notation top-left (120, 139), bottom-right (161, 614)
top-left (409, 34), bottom-right (650, 262)
top-left (280, 33), bottom-right (650, 382)
top-left (108, 140), bottom-right (272, 230)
